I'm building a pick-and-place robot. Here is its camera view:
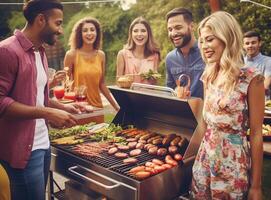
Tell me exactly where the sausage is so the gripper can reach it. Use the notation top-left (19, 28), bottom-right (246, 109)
top-left (162, 133), bottom-right (176, 146)
top-left (114, 152), bottom-right (128, 158)
top-left (135, 132), bottom-right (147, 139)
top-left (170, 136), bottom-right (182, 146)
top-left (135, 171), bottom-right (151, 180)
top-left (174, 153), bottom-right (183, 161)
top-left (136, 142), bottom-right (144, 149)
top-left (129, 166), bottom-right (145, 174)
top-left (117, 145), bottom-right (130, 151)
top-left (145, 161), bottom-right (157, 168)
top-left (108, 147), bottom-right (118, 155)
top-left (157, 148), bottom-right (168, 156)
top-left (138, 139), bottom-right (146, 144)
top-left (178, 138), bottom-right (189, 148)
top-left (126, 138), bottom-right (137, 142)
top-left (140, 132), bottom-right (157, 141)
top-left (165, 159), bottom-right (178, 166)
top-left (168, 146), bottom-right (178, 154)
top-left (144, 144), bottom-right (155, 151)
top-left (154, 165), bottom-right (166, 173)
top-left (165, 155), bottom-right (173, 162)
top-left (147, 135), bottom-right (161, 143)
top-left (148, 146), bottom-right (158, 155)
top-left (152, 159), bottom-right (164, 166)
top-left (162, 163), bottom-right (173, 169)
top-left (123, 157), bottom-right (138, 164)
top-left (119, 128), bottom-right (137, 136)
top-left (128, 141), bottom-right (137, 149)
top-left (129, 149), bottom-right (142, 157)
top-left (126, 130), bottom-right (142, 137)
top-left (152, 138), bottom-right (163, 145)
top-left (144, 167), bottom-right (156, 175)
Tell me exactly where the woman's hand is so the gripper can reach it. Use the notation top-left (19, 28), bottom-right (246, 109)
top-left (49, 70), bottom-right (66, 88)
top-left (248, 187), bottom-right (262, 200)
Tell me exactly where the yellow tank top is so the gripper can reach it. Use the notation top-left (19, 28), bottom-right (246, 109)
top-left (0, 164), bottom-right (10, 200)
top-left (74, 50), bottom-right (103, 108)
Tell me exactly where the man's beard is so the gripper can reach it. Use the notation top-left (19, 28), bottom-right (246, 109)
top-left (171, 31), bottom-right (192, 49)
top-left (41, 25), bottom-right (58, 46)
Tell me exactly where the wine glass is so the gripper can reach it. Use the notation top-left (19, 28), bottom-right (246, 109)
top-left (75, 85), bottom-right (87, 102)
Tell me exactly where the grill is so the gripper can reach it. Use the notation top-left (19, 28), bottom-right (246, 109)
top-left (50, 84), bottom-right (204, 200)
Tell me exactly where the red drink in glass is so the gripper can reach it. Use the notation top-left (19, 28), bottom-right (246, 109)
top-left (53, 86), bottom-right (65, 99)
top-left (76, 95), bottom-right (87, 102)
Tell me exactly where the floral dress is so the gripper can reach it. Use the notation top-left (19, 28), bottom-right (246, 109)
top-left (191, 68), bottom-right (262, 200)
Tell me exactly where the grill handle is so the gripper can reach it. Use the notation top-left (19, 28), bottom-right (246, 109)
top-left (130, 83), bottom-right (177, 97)
top-left (68, 165), bottom-right (121, 190)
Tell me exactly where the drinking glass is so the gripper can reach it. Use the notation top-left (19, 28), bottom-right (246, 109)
top-left (53, 85), bottom-right (65, 100)
top-left (48, 68), bottom-right (56, 82)
top-left (75, 85), bottom-right (87, 102)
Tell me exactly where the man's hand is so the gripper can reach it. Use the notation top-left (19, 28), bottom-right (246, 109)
top-left (45, 108), bottom-right (78, 128)
top-left (63, 103), bottom-right (87, 114)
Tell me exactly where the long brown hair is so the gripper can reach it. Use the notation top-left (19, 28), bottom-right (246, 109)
top-left (125, 16), bottom-right (160, 59)
top-left (68, 17), bottom-right (102, 50)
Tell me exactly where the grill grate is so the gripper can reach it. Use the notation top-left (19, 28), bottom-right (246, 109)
top-left (54, 143), bottom-right (171, 179)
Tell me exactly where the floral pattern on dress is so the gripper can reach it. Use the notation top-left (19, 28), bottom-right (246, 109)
top-left (191, 68), bottom-right (262, 200)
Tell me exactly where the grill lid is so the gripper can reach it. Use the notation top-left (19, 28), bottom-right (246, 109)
top-left (109, 85), bottom-right (204, 160)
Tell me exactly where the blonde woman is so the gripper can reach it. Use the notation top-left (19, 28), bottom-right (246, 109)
top-left (116, 17), bottom-right (160, 84)
top-left (64, 17), bottom-right (119, 114)
top-left (191, 11), bottom-right (263, 200)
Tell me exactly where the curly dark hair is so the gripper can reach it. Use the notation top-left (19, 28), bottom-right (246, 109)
top-left (68, 17), bottom-right (102, 50)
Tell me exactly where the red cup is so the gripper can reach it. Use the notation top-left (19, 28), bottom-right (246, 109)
top-left (53, 86), bottom-right (65, 99)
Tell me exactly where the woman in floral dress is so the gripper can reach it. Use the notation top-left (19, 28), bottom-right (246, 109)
top-left (191, 11), bottom-right (263, 200)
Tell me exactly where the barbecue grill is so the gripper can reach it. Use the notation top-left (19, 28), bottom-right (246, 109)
top-left (50, 84), bottom-right (204, 200)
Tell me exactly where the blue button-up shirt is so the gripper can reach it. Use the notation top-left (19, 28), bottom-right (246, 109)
top-left (244, 53), bottom-right (271, 78)
top-left (165, 42), bottom-right (205, 98)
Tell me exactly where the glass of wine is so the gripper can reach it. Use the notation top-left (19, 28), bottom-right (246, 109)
top-left (75, 85), bottom-right (87, 102)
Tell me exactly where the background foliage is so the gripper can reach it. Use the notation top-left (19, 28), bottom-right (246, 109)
top-left (3, 0), bottom-right (271, 79)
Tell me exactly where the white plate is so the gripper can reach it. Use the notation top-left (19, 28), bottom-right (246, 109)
top-left (265, 109), bottom-right (271, 115)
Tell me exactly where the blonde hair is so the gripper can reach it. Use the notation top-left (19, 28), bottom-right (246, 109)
top-left (198, 11), bottom-right (244, 94)
top-left (68, 17), bottom-right (102, 50)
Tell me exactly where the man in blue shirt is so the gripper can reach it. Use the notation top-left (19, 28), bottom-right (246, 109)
top-left (165, 7), bottom-right (205, 98)
top-left (243, 31), bottom-right (271, 99)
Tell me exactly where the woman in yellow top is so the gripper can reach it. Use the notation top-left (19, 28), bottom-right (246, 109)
top-left (64, 17), bottom-right (119, 112)
top-left (0, 164), bottom-right (10, 200)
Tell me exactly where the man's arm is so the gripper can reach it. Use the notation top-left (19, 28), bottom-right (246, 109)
top-left (0, 47), bottom-right (77, 128)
